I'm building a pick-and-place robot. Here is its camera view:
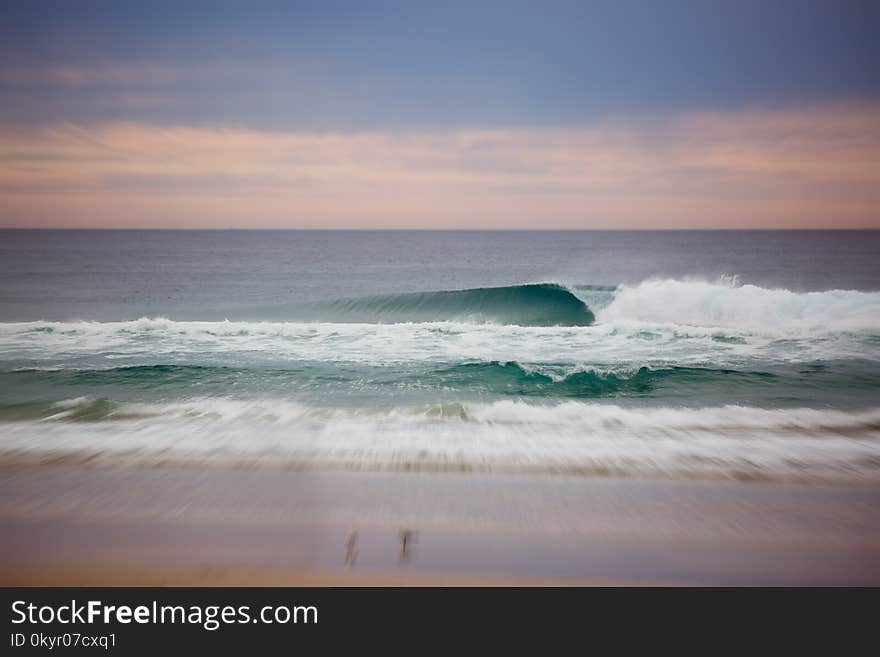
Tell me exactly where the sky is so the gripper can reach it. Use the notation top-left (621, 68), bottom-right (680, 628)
top-left (1, 0), bottom-right (878, 229)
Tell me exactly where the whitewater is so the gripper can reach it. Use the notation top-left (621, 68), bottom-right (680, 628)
top-left (1, 276), bottom-right (878, 483)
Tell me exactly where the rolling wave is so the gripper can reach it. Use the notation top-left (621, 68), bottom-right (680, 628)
top-left (2, 279), bottom-right (876, 345)
top-left (304, 283), bottom-right (595, 326)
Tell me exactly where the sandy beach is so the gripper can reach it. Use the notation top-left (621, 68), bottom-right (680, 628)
top-left (2, 465), bottom-right (878, 586)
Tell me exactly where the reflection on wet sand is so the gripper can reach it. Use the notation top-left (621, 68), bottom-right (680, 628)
top-left (2, 466), bottom-right (879, 585)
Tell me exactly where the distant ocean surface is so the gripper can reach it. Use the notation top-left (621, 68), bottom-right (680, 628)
top-left (1, 230), bottom-right (879, 483)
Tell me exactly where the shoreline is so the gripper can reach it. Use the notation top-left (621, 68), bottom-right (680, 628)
top-left (3, 465), bottom-right (879, 586)
top-left (3, 449), bottom-right (878, 487)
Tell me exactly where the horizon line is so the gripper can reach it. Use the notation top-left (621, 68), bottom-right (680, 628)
top-left (1, 227), bottom-right (879, 232)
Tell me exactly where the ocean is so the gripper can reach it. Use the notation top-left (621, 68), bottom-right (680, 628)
top-left (1, 229), bottom-right (879, 483)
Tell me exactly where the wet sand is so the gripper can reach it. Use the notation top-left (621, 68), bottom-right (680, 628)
top-left (1, 466), bottom-right (879, 586)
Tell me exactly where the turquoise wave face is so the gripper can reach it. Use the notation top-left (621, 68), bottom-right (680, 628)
top-left (276, 283), bottom-right (597, 326)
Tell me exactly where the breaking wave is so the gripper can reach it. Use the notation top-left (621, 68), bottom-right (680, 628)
top-left (597, 278), bottom-right (880, 332)
top-left (303, 283), bottom-right (594, 326)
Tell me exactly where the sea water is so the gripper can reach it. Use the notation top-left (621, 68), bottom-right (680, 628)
top-left (1, 229), bottom-right (878, 482)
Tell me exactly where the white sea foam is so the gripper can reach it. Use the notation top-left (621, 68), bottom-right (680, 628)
top-left (0, 316), bottom-right (875, 374)
top-left (595, 278), bottom-right (880, 332)
top-left (1, 281), bottom-right (876, 373)
top-left (1, 397), bottom-right (878, 483)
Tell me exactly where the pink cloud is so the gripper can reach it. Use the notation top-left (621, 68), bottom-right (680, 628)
top-left (1, 101), bottom-right (878, 228)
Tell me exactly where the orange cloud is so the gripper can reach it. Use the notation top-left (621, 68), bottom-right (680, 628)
top-left (1, 101), bottom-right (878, 228)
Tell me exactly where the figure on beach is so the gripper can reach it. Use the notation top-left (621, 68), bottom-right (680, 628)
top-left (344, 530), bottom-right (358, 568)
top-left (398, 529), bottom-right (418, 563)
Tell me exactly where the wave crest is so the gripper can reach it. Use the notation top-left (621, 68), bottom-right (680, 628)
top-left (596, 278), bottom-right (880, 332)
top-left (309, 283), bottom-right (594, 326)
